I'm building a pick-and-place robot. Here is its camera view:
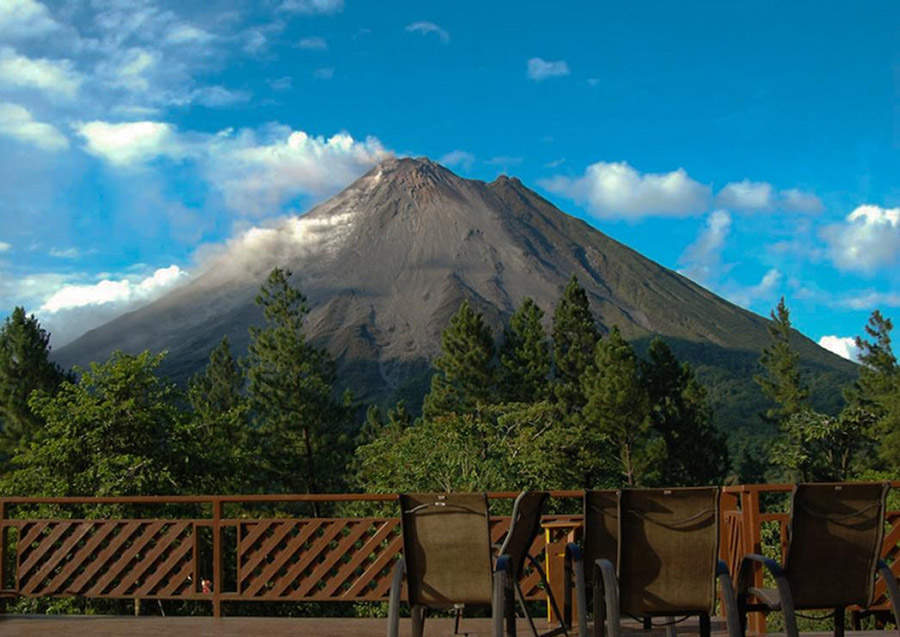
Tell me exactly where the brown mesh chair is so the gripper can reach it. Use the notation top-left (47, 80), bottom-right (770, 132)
top-left (570, 487), bottom-right (740, 637)
top-left (388, 493), bottom-right (514, 637)
top-left (736, 482), bottom-right (900, 637)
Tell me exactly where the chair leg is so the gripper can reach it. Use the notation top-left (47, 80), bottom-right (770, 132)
top-left (834, 607), bottom-right (845, 637)
top-left (411, 605), bottom-right (426, 637)
top-left (665, 617), bottom-right (676, 637)
top-left (515, 582), bottom-right (541, 637)
top-left (527, 552), bottom-right (568, 634)
top-left (643, 616), bottom-right (651, 631)
top-left (454, 604), bottom-right (463, 635)
top-left (700, 612), bottom-right (711, 637)
top-left (877, 560), bottom-right (900, 637)
top-left (387, 558), bottom-right (405, 637)
top-left (717, 560), bottom-right (742, 637)
top-left (565, 543), bottom-right (588, 637)
top-left (597, 559), bottom-right (620, 637)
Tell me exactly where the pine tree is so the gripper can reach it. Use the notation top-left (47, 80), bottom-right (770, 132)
top-left (552, 275), bottom-right (600, 413)
top-left (755, 297), bottom-right (809, 425)
top-left (243, 268), bottom-right (351, 513)
top-left (582, 327), bottom-right (660, 486)
top-left (0, 307), bottom-right (68, 456)
top-left (641, 338), bottom-right (728, 486)
top-left (847, 310), bottom-right (896, 414)
top-left (422, 300), bottom-right (497, 418)
top-left (187, 337), bottom-right (251, 493)
top-left (498, 297), bottom-right (551, 402)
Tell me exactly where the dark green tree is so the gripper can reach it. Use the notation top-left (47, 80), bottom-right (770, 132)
top-left (847, 311), bottom-right (896, 414)
top-left (582, 327), bottom-right (661, 486)
top-left (422, 300), bottom-right (497, 418)
top-left (498, 297), bottom-right (551, 402)
top-left (0, 307), bottom-right (68, 456)
top-left (5, 351), bottom-right (186, 497)
top-left (551, 275), bottom-right (600, 413)
top-left (186, 336), bottom-right (252, 493)
top-left (243, 268), bottom-right (352, 513)
top-left (755, 297), bottom-right (810, 425)
top-left (641, 337), bottom-right (729, 486)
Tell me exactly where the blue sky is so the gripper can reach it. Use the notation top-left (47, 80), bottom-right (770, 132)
top-left (0, 0), bottom-right (898, 358)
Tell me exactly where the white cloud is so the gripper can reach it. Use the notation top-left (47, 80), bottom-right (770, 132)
top-left (835, 290), bottom-right (900, 310)
top-left (280, 0), bottom-right (343, 14)
top-left (822, 204), bottom-right (900, 273)
top-left (0, 241), bottom-right (11, 252)
top-left (440, 150), bottom-right (475, 171)
top-left (716, 179), bottom-right (774, 211)
top-left (186, 86), bottom-right (250, 107)
top-left (0, 0), bottom-right (60, 39)
top-left (165, 23), bottom-right (213, 45)
top-left (405, 21), bottom-right (450, 44)
top-left (205, 127), bottom-right (390, 215)
top-left (0, 102), bottom-right (69, 151)
top-left (818, 335), bottom-right (860, 362)
top-left (40, 265), bottom-right (187, 313)
top-left (76, 120), bottom-right (179, 166)
top-left (297, 36), bottom-right (327, 50)
top-left (267, 76), bottom-right (293, 91)
top-left (313, 67), bottom-right (334, 80)
top-left (781, 188), bottom-right (824, 214)
top-left (35, 265), bottom-right (190, 346)
top-left (0, 47), bottom-right (81, 98)
top-left (49, 247), bottom-right (79, 259)
top-left (678, 210), bottom-right (731, 285)
top-left (727, 268), bottom-right (782, 309)
top-left (541, 160), bottom-right (710, 219)
top-left (527, 57), bottom-right (570, 81)
top-left (716, 180), bottom-right (823, 214)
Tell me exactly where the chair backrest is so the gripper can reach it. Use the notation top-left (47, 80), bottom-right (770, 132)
top-left (583, 490), bottom-right (619, 574)
top-left (398, 493), bottom-right (494, 607)
top-left (498, 491), bottom-right (549, 578)
top-left (617, 487), bottom-right (720, 615)
top-left (784, 482), bottom-right (889, 609)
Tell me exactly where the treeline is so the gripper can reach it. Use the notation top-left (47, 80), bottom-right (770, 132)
top-left (0, 269), bottom-right (897, 501)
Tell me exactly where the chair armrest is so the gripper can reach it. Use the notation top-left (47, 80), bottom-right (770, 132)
top-left (387, 557), bottom-right (406, 637)
top-left (737, 554), bottom-right (798, 637)
top-left (564, 543), bottom-right (588, 637)
top-left (877, 560), bottom-right (900, 631)
top-left (716, 560), bottom-right (742, 637)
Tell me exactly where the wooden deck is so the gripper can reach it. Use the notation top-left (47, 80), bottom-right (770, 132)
top-left (0, 615), bottom-right (732, 636)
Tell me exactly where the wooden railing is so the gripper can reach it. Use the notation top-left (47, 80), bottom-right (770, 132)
top-left (0, 492), bottom-right (581, 617)
top-left (719, 482), bottom-right (900, 634)
top-left (2, 485), bottom-right (898, 630)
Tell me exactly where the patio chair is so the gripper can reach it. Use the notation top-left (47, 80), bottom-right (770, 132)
top-left (736, 482), bottom-right (900, 637)
top-left (388, 492), bottom-right (514, 637)
top-left (570, 487), bottom-right (741, 637)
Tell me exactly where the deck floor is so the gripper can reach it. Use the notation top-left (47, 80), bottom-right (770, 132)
top-left (0, 615), bottom-right (736, 637)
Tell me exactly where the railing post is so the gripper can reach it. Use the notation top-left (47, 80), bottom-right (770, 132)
top-left (212, 499), bottom-right (222, 618)
top-left (741, 487), bottom-right (766, 635)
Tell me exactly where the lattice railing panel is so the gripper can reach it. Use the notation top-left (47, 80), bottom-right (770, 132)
top-left (14, 520), bottom-right (196, 598)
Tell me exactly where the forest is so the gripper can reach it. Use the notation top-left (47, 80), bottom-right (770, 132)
top-left (0, 267), bottom-right (898, 502)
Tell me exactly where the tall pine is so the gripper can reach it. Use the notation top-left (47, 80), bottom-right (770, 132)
top-left (582, 327), bottom-right (660, 486)
top-left (552, 275), bottom-right (599, 414)
top-left (243, 268), bottom-right (350, 513)
top-left (498, 297), bottom-right (551, 402)
top-left (755, 297), bottom-right (809, 424)
top-left (0, 307), bottom-right (68, 457)
top-left (641, 337), bottom-right (728, 486)
top-left (422, 300), bottom-right (497, 418)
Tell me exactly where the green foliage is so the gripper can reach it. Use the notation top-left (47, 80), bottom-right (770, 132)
top-left (0, 307), bottom-right (69, 457)
top-left (422, 300), bottom-right (497, 418)
top-left (770, 406), bottom-right (877, 481)
top-left (551, 275), bottom-right (599, 413)
top-left (641, 338), bottom-right (729, 486)
top-left (755, 297), bottom-right (810, 426)
top-left (582, 327), bottom-right (661, 486)
top-left (498, 297), bottom-right (551, 402)
top-left (5, 351), bottom-right (186, 496)
top-left (244, 268), bottom-right (353, 505)
top-left (186, 336), bottom-right (253, 493)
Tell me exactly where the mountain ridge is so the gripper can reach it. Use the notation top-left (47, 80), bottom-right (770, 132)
top-left (55, 157), bottom-right (856, 437)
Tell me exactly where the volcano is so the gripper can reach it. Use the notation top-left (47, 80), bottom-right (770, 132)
top-left (54, 157), bottom-right (855, 435)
